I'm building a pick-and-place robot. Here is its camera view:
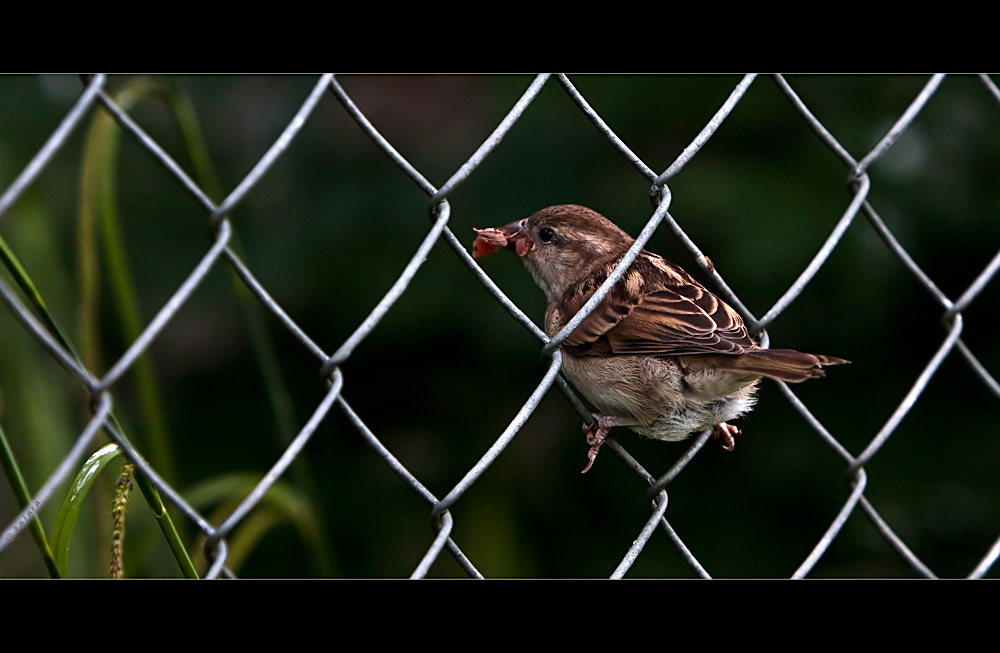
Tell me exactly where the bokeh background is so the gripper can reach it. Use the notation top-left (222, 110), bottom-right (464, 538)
top-left (0, 75), bottom-right (998, 577)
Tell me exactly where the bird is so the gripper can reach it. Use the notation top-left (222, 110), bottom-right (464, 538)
top-left (472, 205), bottom-right (848, 473)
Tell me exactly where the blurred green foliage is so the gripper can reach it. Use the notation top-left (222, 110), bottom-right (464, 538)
top-left (0, 75), bottom-right (998, 577)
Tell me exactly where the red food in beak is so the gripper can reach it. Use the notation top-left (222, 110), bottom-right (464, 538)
top-left (472, 228), bottom-right (508, 258)
top-left (472, 220), bottom-right (533, 258)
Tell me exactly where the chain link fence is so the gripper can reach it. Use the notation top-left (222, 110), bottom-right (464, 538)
top-left (0, 74), bottom-right (997, 577)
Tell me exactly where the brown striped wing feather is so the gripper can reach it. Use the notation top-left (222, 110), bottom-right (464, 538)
top-left (558, 252), bottom-right (758, 358)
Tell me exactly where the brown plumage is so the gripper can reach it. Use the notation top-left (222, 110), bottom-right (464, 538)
top-left (473, 205), bottom-right (848, 472)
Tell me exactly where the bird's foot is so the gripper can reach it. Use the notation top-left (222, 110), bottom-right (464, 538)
top-left (581, 415), bottom-right (633, 473)
top-left (712, 422), bottom-right (741, 451)
top-left (581, 421), bottom-right (607, 474)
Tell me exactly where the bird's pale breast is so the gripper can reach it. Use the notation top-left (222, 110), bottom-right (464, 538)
top-left (559, 352), bottom-right (759, 442)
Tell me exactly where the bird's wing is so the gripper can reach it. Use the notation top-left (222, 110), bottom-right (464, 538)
top-left (557, 252), bottom-right (757, 357)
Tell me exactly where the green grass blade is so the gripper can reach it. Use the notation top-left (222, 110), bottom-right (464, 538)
top-left (0, 418), bottom-right (60, 577)
top-left (3, 226), bottom-right (198, 577)
top-left (159, 79), bottom-right (335, 575)
top-left (3, 227), bottom-right (197, 576)
top-left (0, 236), bottom-right (80, 361)
top-left (185, 472), bottom-right (326, 575)
top-left (128, 464), bottom-right (199, 579)
top-left (216, 507), bottom-right (283, 573)
top-left (160, 79), bottom-right (224, 201)
top-left (79, 78), bottom-right (176, 484)
top-left (49, 443), bottom-right (122, 576)
top-left (78, 79), bottom-right (199, 577)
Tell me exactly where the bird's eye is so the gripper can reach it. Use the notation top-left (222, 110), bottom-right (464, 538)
top-left (539, 227), bottom-right (556, 242)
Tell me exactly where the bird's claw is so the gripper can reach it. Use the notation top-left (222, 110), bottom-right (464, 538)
top-left (581, 418), bottom-right (611, 473)
top-left (712, 422), bottom-right (741, 451)
top-left (582, 444), bottom-right (601, 474)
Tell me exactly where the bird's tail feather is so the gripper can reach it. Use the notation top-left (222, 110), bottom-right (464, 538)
top-left (721, 349), bottom-right (849, 383)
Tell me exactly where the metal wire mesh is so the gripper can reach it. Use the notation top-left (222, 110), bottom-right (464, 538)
top-left (0, 74), bottom-right (998, 578)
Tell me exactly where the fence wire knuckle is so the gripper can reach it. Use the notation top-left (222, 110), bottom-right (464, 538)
top-left (0, 73), bottom-right (997, 578)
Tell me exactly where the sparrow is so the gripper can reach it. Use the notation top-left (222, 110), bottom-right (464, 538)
top-left (473, 205), bottom-right (848, 473)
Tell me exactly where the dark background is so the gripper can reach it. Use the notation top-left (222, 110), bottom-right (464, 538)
top-left (0, 75), bottom-right (997, 577)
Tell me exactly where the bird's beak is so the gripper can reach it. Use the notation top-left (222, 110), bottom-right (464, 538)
top-left (472, 219), bottom-right (534, 258)
top-left (501, 219), bottom-right (534, 256)
top-left (500, 219), bottom-right (525, 238)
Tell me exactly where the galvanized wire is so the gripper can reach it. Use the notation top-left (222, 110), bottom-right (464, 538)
top-left (0, 74), bottom-right (997, 578)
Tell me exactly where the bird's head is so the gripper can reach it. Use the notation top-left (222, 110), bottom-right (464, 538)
top-left (473, 205), bottom-right (634, 302)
